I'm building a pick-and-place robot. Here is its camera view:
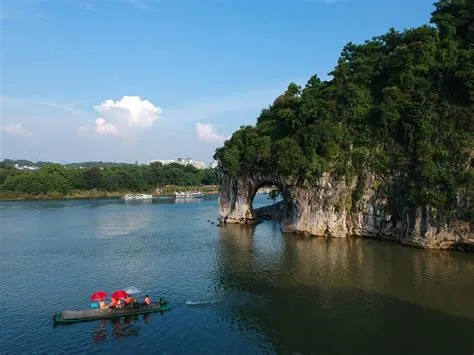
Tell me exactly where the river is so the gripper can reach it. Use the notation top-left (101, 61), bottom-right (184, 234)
top-left (0, 196), bottom-right (473, 354)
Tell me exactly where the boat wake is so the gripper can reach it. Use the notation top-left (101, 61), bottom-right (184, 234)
top-left (185, 299), bottom-right (221, 306)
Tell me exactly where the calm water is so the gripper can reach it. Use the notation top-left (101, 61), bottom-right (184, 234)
top-left (0, 196), bottom-right (473, 354)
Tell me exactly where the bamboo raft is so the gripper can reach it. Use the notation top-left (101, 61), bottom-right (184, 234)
top-left (53, 302), bottom-right (171, 324)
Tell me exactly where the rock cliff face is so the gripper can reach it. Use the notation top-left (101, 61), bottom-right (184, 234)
top-left (218, 171), bottom-right (473, 251)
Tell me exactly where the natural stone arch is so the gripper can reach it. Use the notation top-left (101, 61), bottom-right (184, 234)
top-left (251, 182), bottom-right (284, 221)
top-left (217, 167), bottom-right (473, 250)
top-left (251, 181), bottom-right (280, 204)
top-left (218, 173), bottom-right (294, 224)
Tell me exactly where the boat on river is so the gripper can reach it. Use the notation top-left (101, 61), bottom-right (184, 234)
top-left (53, 302), bottom-right (170, 324)
top-left (174, 191), bottom-right (204, 199)
top-left (123, 193), bottom-right (153, 201)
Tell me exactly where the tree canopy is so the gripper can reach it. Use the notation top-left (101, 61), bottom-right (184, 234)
top-left (215, 0), bottom-right (473, 221)
top-left (0, 162), bottom-right (218, 197)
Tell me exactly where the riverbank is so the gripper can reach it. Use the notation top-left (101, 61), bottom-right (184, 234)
top-left (0, 185), bottom-right (219, 201)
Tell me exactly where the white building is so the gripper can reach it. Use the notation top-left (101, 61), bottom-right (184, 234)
top-left (209, 161), bottom-right (218, 169)
top-left (14, 164), bottom-right (40, 171)
top-left (149, 157), bottom-right (206, 169)
top-left (191, 161), bottom-right (205, 169)
top-left (176, 157), bottom-right (192, 165)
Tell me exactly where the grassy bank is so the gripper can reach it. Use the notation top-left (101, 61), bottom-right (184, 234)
top-left (0, 185), bottom-right (219, 201)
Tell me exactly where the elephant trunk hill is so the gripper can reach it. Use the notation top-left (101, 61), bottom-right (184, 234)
top-left (215, 0), bottom-right (473, 251)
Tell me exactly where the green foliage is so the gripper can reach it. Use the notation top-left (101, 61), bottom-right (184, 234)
top-left (0, 163), bottom-right (219, 197)
top-left (272, 137), bottom-right (306, 176)
top-left (215, 0), bottom-right (473, 221)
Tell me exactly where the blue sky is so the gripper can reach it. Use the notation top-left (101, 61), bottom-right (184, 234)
top-left (1, 0), bottom-right (435, 164)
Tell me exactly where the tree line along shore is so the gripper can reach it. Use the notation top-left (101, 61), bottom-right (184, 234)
top-left (0, 160), bottom-right (219, 200)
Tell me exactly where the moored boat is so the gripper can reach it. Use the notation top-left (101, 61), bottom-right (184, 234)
top-left (53, 302), bottom-right (170, 324)
top-left (123, 193), bottom-right (153, 201)
top-left (174, 191), bottom-right (204, 199)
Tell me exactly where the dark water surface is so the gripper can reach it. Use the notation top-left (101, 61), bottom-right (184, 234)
top-left (1, 196), bottom-right (473, 354)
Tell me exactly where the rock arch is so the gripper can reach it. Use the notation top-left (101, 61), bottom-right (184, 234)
top-left (217, 169), bottom-right (473, 250)
top-left (218, 172), bottom-right (295, 224)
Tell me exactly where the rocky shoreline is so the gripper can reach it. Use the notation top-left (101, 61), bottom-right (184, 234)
top-left (218, 172), bottom-right (473, 252)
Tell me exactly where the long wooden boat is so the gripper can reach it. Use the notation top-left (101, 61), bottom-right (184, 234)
top-left (53, 302), bottom-right (171, 324)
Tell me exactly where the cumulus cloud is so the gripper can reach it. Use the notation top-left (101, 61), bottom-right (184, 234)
top-left (196, 123), bottom-right (229, 144)
top-left (78, 96), bottom-right (161, 137)
top-left (94, 96), bottom-right (161, 129)
top-left (77, 118), bottom-right (118, 136)
top-left (2, 123), bottom-right (32, 137)
top-left (95, 118), bottom-right (118, 135)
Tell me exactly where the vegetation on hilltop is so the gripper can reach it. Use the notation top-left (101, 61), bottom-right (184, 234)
top-left (0, 162), bottom-right (218, 198)
top-left (215, 0), bottom-right (473, 222)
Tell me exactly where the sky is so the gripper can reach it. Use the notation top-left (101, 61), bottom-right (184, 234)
top-left (1, 0), bottom-right (436, 165)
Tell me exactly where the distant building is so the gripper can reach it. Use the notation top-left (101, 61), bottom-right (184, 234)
top-left (176, 157), bottom-right (192, 165)
top-left (149, 157), bottom-right (206, 169)
top-left (14, 164), bottom-right (39, 171)
top-left (209, 161), bottom-right (218, 169)
top-left (191, 161), bottom-right (205, 169)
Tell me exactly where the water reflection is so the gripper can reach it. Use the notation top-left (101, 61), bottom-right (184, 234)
top-left (173, 198), bottom-right (205, 204)
top-left (91, 314), bottom-right (152, 342)
top-left (124, 199), bottom-right (153, 205)
top-left (92, 319), bottom-right (108, 343)
top-left (215, 222), bottom-right (474, 354)
top-left (96, 210), bottom-right (153, 238)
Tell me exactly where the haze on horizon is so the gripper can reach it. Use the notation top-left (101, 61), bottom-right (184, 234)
top-left (1, 0), bottom-right (435, 164)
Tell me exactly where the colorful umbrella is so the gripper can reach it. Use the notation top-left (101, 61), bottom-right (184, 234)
top-left (111, 290), bottom-right (128, 299)
top-left (90, 291), bottom-right (107, 301)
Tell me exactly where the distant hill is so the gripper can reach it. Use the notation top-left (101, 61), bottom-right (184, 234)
top-left (2, 159), bottom-right (134, 168)
top-left (64, 161), bottom-right (133, 168)
top-left (2, 159), bottom-right (50, 167)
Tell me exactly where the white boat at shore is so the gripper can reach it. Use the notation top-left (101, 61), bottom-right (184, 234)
top-left (123, 193), bottom-right (153, 201)
top-left (174, 191), bottom-right (204, 199)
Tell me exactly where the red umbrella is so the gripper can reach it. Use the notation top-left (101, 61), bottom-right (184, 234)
top-left (90, 291), bottom-right (107, 301)
top-left (111, 290), bottom-right (128, 299)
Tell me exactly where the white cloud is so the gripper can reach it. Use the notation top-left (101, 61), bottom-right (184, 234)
top-left (95, 118), bottom-right (118, 135)
top-left (196, 123), bottom-right (229, 144)
top-left (77, 118), bottom-right (118, 136)
top-left (2, 123), bottom-right (32, 137)
top-left (93, 95), bottom-right (161, 131)
top-left (78, 95), bottom-right (161, 137)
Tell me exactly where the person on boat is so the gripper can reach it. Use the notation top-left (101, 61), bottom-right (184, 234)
top-left (99, 300), bottom-right (108, 310)
top-left (124, 294), bottom-right (134, 307)
top-left (144, 295), bottom-right (151, 306)
top-left (109, 297), bottom-right (120, 309)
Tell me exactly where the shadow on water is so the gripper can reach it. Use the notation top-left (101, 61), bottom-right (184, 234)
top-left (90, 313), bottom-right (157, 342)
top-left (54, 313), bottom-right (160, 343)
top-left (215, 224), bottom-right (474, 355)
